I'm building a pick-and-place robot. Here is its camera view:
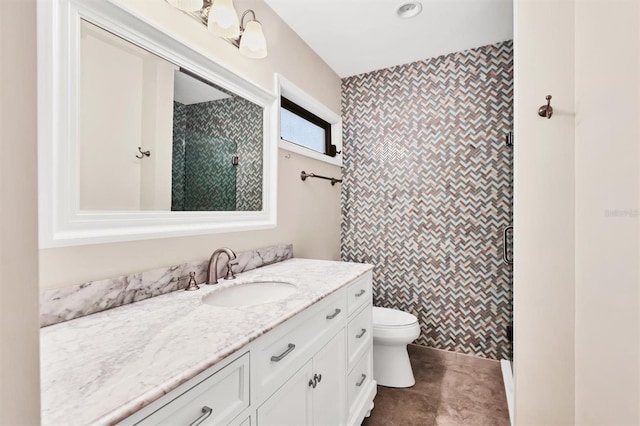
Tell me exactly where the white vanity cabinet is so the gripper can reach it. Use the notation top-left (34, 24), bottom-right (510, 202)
top-left (257, 329), bottom-right (345, 426)
top-left (312, 330), bottom-right (348, 426)
top-left (344, 275), bottom-right (376, 426)
top-left (253, 287), bottom-right (347, 402)
top-left (121, 271), bottom-right (375, 426)
top-left (121, 352), bottom-right (251, 426)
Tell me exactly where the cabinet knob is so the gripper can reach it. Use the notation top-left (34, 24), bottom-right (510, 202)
top-left (308, 378), bottom-right (317, 388)
top-left (314, 373), bottom-right (322, 384)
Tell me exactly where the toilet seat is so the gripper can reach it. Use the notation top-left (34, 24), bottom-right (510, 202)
top-left (373, 307), bottom-right (418, 328)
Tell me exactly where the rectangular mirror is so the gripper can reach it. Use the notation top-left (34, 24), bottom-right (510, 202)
top-left (38, 0), bottom-right (277, 247)
top-left (79, 21), bottom-right (263, 213)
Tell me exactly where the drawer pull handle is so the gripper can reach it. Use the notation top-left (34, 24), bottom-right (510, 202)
top-left (356, 328), bottom-right (367, 339)
top-left (189, 406), bottom-right (213, 426)
top-left (355, 289), bottom-right (365, 297)
top-left (271, 343), bottom-right (295, 362)
top-left (314, 373), bottom-right (322, 384)
top-left (356, 374), bottom-right (367, 387)
top-left (326, 308), bottom-right (341, 320)
top-left (308, 378), bottom-right (317, 388)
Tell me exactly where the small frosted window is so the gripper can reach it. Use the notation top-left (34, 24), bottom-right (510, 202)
top-left (280, 97), bottom-right (331, 155)
top-left (281, 108), bottom-right (325, 153)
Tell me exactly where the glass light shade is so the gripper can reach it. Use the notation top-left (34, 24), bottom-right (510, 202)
top-left (208, 0), bottom-right (240, 39)
top-left (167, 0), bottom-right (203, 12)
top-left (239, 21), bottom-right (267, 59)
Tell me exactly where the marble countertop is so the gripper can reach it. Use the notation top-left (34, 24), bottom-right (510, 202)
top-left (40, 258), bottom-right (373, 426)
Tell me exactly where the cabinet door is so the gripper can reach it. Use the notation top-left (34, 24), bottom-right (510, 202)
top-left (312, 329), bottom-right (346, 426)
top-left (257, 361), bottom-right (313, 426)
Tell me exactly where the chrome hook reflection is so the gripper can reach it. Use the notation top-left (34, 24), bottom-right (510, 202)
top-left (136, 147), bottom-right (151, 159)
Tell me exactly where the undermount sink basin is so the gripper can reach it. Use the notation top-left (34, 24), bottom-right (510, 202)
top-left (202, 281), bottom-right (298, 308)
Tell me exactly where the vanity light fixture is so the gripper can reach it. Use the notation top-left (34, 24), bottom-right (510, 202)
top-left (207, 0), bottom-right (240, 38)
top-left (167, 0), bottom-right (268, 59)
top-left (167, 0), bottom-right (204, 12)
top-left (237, 11), bottom-right (267, 59)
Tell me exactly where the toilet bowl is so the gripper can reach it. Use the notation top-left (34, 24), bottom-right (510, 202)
top-left (372, 307), bottom-right (420, 388)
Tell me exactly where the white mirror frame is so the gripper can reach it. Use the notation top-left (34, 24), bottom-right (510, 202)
top-left (37, 0), bottom-right (278, 248)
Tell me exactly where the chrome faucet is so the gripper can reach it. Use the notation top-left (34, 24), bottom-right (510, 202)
top-left (207, 247), bottom-right (238, 284)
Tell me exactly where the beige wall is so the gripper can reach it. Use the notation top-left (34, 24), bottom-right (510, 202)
top-left (138, 52), bottom-right (175, 211)
top-left (40, 0), bottom-right (343, 289)
top-left (80, 21), bottom-right (176, 210)
top-left (0, 0), bottom-right (41, 424)
top-left (574, 0), bottom-right (640, 424)
top-left (82, 22), bottom-right (144, 210)
top-left (513, 0), bottom-right (575, 424)
top-left (515, 0), bottom-right (640, 424)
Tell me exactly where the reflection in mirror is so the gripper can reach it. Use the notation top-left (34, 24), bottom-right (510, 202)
top-left (79, 20), bottom-right (263, 212)
top-left (172, 71), bottom-right (263, 211)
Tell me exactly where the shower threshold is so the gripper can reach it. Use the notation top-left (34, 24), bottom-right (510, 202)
top-left (501, 359), bottom-right (514, 426)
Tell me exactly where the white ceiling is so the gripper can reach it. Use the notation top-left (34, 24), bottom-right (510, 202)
top-left (264, 0), bottom-right (513, 78)
top-left (174, 70), bottom-right (230, 105)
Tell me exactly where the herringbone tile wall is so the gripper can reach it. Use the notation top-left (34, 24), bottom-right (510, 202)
top-left (171, 97), bottom-right (263, 212)
top-left (341, 41), bottom-right (513, 360)
top-left (172, 102), bottom-right (187, 211)
top-left (184, 98), bottom-right (241, 211)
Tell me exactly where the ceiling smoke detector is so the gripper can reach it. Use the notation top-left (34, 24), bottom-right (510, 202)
top-left (396, 1), bottom-right (423, 19)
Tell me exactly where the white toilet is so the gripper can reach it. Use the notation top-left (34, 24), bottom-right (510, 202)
top-left (372, 306), bottom-right (421, 388)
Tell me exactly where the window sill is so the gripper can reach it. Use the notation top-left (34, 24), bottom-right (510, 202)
top-left (279, 139), bottom-right (343, 167)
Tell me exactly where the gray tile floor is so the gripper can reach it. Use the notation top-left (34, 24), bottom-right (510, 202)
top-left (362, 344), bottom-right (510, 426)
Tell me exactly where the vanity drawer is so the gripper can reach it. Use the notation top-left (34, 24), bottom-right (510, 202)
top-left (347, 273), bottom-right (372, 316)
top-left (347, 348), bottom-right (373, 419)
top-left (133, 352), bottom-right (249, 426)
top-left (254, 291), bottom-right (346, 398)
top-left (347, 304), bottom-right (372, 372)
top-left (321, 290), bottom-right (348, 327)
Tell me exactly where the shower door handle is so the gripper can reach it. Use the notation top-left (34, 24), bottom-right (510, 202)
top-left (503, 226), bottom-right (513, 265)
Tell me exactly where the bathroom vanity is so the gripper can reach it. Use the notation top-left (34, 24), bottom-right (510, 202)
top-left (36, 1), bottom-right (370, 422)
top-left (40, 259), bottom-right (376, 426)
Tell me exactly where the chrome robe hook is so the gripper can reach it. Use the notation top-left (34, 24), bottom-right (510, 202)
top-left (538, 95), bottom-right (553, 119)
top-left (136, 147), bottom-right (151, 159)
